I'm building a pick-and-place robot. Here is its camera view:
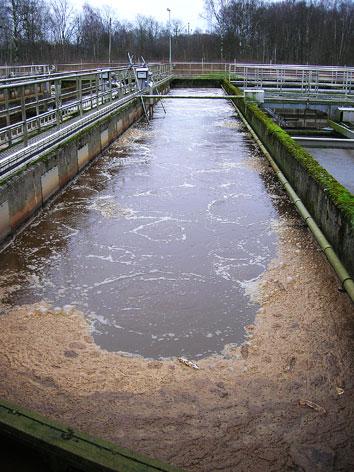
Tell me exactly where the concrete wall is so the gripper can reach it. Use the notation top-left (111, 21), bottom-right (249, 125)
top-left (0, 85), bottom-right (169, 246)
top-left (238, 99), bottom-right (354, 279)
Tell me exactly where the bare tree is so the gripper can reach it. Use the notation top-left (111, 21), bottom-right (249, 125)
top-left (0, 0), bottom-right (353, 66)
top-left (49, 0), bottom-right (76, 44)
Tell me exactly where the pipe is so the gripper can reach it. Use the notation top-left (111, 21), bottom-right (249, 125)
top-left (223, 87), bottom-right (354, 304)
top-left (143, 95), bottom-right (244, 99)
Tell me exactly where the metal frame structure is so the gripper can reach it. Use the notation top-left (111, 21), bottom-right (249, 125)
top-left (0, 74), bottom-right (171, 180)
top-left (0, 64), bottom-right (171, 151)
top-left (1, 60), bottom-right (354, 181)
top-left (228, 63), bottom-right (354, 95)
top-left (170, 62), bottom-right (354, 95)
top-left (0, 64), bottom-right (52, 78)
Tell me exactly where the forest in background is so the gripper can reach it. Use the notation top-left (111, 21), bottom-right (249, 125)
top-left (0, 0), bottom-right (353, 66)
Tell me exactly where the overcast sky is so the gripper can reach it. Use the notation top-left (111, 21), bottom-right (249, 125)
top-left (75, 0), bottom-right (208, 31)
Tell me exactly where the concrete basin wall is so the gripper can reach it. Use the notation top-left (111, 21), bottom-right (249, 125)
top-left (0, 87), bottom-right (169, 247)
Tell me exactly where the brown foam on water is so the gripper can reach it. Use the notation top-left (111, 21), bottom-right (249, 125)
top-left (0, 302), bottom-right (180, 396)
top-left (90, 199), bottom-right (136, 219)
top-left (0, 212), bottom-right (354, 471)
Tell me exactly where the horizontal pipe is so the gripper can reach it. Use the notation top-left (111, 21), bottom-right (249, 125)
top-left (143, 94), bottom-right (244, 99)
top-left (223, 87), bottom-right (354, 304)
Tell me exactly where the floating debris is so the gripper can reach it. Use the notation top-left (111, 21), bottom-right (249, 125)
top-left (90, 199), bottom-right (135, 219)
top-left (299, 399), bottom-right (326, 414)
top-left (177, 357), bottom-right (200, 370)
top-left (286, 356), bottom-right (296, 372)
top-left (336, 387), bottom-right (344, 396)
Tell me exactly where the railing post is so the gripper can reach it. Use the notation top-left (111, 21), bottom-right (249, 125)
top-left (78, 76), bottom-right (83, 116)
top-left (128, 70), bottom-right (133, 92)
top-left (108, 70), bottom-right (113, 103)
top-left (90, 77), bottom-right (93, 110)
top-left (55, 80), bottom-right (62, 125)
top-left (36, 83), bottom-right (41, 133)
top-left (4, 87), bottom-right (12, 147)
top-left (20, 85), bottom-right (28, 147)
top-left (96, 74), bottom-right (100, 110)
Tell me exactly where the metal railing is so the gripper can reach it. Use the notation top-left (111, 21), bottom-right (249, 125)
top-left (171, 61), bottom-right (354, 94)
top-left (0, 63), bottom-right (171, 150)
top-left (228, 63), bottom-right (354, 94)
top-left (172, 62), bottom-right (230, 76)
top-left (0, 64), bottom-right (52, 78)
top-left (0, 88), bottom-right (122, 149)
top-left (0, 75), bottom-right (171, 180)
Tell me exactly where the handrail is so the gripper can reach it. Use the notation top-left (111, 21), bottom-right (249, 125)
top-left (0, 76), bottom-right (172, 180)
top-left (0, 63), bottom-right (171, 150)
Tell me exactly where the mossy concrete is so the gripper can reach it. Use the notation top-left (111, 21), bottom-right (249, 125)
top-left (0, 399), bottom-right (182, 471)
top-left (171, 78), bottom-right (221, 88)
top-left (222, 79), bottom-right (354, 279)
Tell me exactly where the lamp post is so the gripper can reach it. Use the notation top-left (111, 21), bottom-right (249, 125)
top-left (167, 8), bottom-right (172, 67)
top-left (108, 17), bottom-right (112, 64)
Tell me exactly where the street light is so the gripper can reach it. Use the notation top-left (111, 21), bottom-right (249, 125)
top-left (108, 17), bottom-right (112, 64)
top-left (167, 8), bottom-right (172, 67)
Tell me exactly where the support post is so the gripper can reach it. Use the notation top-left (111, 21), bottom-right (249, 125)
top-left (4, 87), bottom-right (11, 146)
top-left (78, 76), bottom-right (83, 116)
top-left (55, 80), bottom-right (62, 126)
top-left (35, 84), bottom-right (41, 132)
top-left (108, 70), bottom-right (112, 102)
top-left (96, 74), bottom-right (100, 110)
top-left (20, 85), bottom-right (28, 147)
top-left (90, 78), bottom-right (93, 110)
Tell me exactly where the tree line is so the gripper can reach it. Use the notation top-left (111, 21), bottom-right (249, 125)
top-left (205, 0), bottom-right (354, 65)
top-left (0, 0), bottom-right (353, 66)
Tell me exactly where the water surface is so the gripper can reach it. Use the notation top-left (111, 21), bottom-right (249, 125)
top-left (0, 88), bottom-right (281, 358)
top-left (308, 147), bottom-right (354, 193)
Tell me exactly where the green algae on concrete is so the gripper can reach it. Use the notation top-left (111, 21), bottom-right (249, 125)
top-left (0, 399), bottom-right (183, 472)
top-left (221, 78), bottom-right (354, 280)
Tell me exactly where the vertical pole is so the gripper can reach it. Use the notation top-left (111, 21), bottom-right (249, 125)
top-left (128, 70), bottom-right (132, 92)
top-left (35, 84), bottom-right (41, 132)
top-left (44, 79), bottom-right (50, 112)
top-left (96, 74), bottom-right (100, 110)
top-left (20, 85), bottom-right (28, 146)
top-left (108, 70), bottom-right (112, 102)
top-left (55, 80), bottom-right (61, 125)
top-left (108, 17), bottom-right (112, 65)
top-left (76, 77), bottom-right (79, 113)
top-left (78, 76), bottom-right (83, 116)
top-left (4, 87), bottom-right (12, 147)
top-left (118, 71), bottom-right (123, 98)
top-left (167, 8), bottom-right (172, 71)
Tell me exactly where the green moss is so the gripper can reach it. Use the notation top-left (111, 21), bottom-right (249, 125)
top-left (221, 79), bottom-right (354, 224)
top-left (174, 72), bottom-right (228, 80)
top-left (0, 97), bottom-right (141, 187)
top-left (172, 77), bottom-right (222, 88)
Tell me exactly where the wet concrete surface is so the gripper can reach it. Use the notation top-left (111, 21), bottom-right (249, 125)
top-left (307, 147), bottom-right (354, 193)
top-left (0, 88), bottom-right (282, 358)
